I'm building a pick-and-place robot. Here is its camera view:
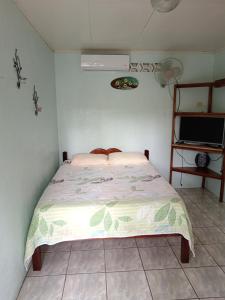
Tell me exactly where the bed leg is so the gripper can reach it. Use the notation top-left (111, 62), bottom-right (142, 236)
top-left (181, 236), bottom-right (190, 263)
top-left (32, 247), bottom-right (42, 271)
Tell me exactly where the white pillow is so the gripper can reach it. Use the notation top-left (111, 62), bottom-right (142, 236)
top-left (108, 152), bottom-right (148, 165)
top-left (71, 153), bottom-right (108, 166)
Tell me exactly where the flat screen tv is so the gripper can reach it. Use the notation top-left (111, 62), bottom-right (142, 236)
top-left (179, 117), bottom-right (225, 147)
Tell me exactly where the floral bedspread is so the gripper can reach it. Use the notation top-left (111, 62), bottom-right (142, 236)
top-left (24, 162), bottom-right (194, 269)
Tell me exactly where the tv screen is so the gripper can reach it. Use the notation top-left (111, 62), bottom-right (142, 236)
top-left (179, 117), bottom-right (225, 146)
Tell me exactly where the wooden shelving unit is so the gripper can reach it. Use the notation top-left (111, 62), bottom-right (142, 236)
top-left (174, 112), bottom-right (225, 118)
top-left (172, 143), bottom-right (224, 154)
top-left (172, 167), bottom-right (222, 180)
top-left (169, 80), bottom-right (225, 202)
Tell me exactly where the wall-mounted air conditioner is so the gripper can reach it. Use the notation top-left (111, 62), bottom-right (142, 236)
top-left (81, 54), bottom-right (130, 71)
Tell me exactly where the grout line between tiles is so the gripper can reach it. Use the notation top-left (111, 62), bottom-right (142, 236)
top-left (103, 247), bottom-right (108, 300)
top-left (136, 244), bottom-right (154, 300)
top-left (200, 244), bottom-right (220, 268)
top-left (60, 249), bottom-right (72, 300)
top-left (170, 243), bottom-right (199, 299)
top-left (174, 298), bottom-right (199, 300)
top-left (16, 268), bottom-right (30, 300)
top-left (27, 264), bottom-right (225, 279)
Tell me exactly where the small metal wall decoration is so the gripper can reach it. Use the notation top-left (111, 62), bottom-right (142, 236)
top-left (13, 49), bottom-right (27, 88)
top-left (111, 77), bottom-right (139, 90)
top-left (33, 85), bottom-right (42, 116)
top-left (129, 62), bottom-right (160, 72)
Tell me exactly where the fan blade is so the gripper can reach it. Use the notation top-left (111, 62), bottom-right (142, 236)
top-left (151, 0), bottom-right (181, 13)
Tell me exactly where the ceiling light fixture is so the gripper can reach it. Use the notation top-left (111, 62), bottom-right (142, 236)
top-left (151, 0), bottom-right (181, 13)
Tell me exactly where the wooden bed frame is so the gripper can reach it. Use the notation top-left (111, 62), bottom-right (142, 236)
top-left (32, 148), bottom-right (190, 271)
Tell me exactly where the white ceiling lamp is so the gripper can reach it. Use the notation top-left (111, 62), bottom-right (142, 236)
top-left (151, 0), bottom-right (181, 13)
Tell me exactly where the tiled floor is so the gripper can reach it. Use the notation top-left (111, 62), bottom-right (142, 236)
top-left (18, 188), bottom-right (225, 300)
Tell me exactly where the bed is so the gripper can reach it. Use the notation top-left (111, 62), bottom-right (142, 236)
top-left (25, 148), bottom-right (194, 271)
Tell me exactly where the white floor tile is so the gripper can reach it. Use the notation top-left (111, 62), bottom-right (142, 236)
top-left (71, 239), bottom-right (103, 251)
top-left (185, 266), bottom-right (225, 298)
top-left (107, 271), bottom-right (152, 300)
top-left (67, 250), bottom-right (105, 274)
top-left (139, 246), bottom-right (180, 270)
top-left (146, 269), bottom-right (196, 300)
top-left (105, 248), bottom-right (143, 272)
top-left (62, 273), bottom-right (106, 300)
top-left (17, 275), bottom-right (65, 300)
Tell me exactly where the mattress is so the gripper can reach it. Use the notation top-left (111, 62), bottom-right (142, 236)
top-left (24, 161), bottom-right (194, 269)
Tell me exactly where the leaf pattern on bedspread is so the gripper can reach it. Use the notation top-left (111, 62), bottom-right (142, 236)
top-left (90, 201), bottom-right (133, 231)
top-left (24, 163), bottom-right (194, 270)
top-left (104, 212), bottom-right (113, 230)
top-left (129, 174), bottom-right (161, 183)
top-left (154, 197), bottom-right (189, 227)
top-left (90, 207), bottom-right (106, 226)
top-left (27, 204), bottom-right (67, 241)
top-left (154, 203), bottom-right (171, 222)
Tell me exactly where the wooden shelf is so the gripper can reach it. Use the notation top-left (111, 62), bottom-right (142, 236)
top-left (176, 82), bottom-right (213, 88)
top-left (214, 78), bottom-right (225, 88)
top-left (172, 143), bottom-right (224, 154)
top-left (172, 167), bottom-right (222, 180)
top-left (174, 112), bottom-right (225, 118)
top-left (175, 79), bottom-right (225, 89)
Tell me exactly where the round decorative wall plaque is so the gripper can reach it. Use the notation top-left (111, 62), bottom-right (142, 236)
top-left (111, 77), bottom-right (139, 90)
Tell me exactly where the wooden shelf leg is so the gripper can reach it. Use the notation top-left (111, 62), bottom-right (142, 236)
top-left (169, 170), bottom-right (172, 184)
top-left (202, 177), bottom-right (205, 189)
top-left (170, 85), bottom-right (177, 185)
top-left (219, 154), bottom-right (225, 202)
top-left (169, 147), bottom-right (173, 184)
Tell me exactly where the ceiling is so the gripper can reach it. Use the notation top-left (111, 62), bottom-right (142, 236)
top-left (15, 0), bottom-right (225, 52)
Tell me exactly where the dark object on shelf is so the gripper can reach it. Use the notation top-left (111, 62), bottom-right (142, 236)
top-left (195, 153), bottom-right (210, 168)
top-left (13, 49), bottom-right (27, 89)
top-left (33, 85), bottom-right (42, 116)
top-left (179, 117), bottom-right (225, 147)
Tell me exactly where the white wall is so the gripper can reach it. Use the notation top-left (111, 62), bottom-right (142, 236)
top-left (55, 51), bottom-right (214, 186)
top-left (0, 1), bottom-right (58, 299)
top-left (206, 49), bottom-right (225, 201)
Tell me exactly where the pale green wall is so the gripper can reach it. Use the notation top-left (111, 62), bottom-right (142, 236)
top-left (55, 51), bottom-right (214, 187)
top-left (206, 49), bottom-right (225, 201)
top-left (0, 1), bottom-right (58, 299)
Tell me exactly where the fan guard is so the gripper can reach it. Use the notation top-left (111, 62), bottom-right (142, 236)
top-left (151, 0), bottom-right (181, 13)
top-left (154, 58), bottom-right (183, 87)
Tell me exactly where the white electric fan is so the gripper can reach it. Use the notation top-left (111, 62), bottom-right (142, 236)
top-left (151, 0), bottom-right (181, 13)
top-left (154, 58), bottom-right (184, 87)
